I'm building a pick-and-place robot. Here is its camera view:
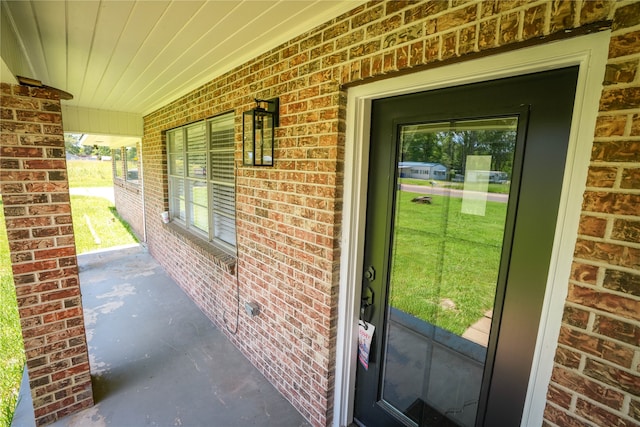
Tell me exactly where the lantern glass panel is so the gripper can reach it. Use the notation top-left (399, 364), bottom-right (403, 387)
top-left (255, 111), bottom-right (274, 166)
top-left (243, 110), bottom-right (255, 165)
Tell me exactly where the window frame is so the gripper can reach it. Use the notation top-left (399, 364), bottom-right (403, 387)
top-left (125, 144), bottom-right (140, 185)
top-left (166, 112), bottom-right (236, 253)
top-left (113, 147), bottom-right (124, 179)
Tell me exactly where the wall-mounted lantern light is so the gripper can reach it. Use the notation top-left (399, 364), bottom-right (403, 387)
top-left (243, 98), bottom-right (279, 166)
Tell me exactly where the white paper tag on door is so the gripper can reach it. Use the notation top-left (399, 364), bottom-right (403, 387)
top-left (358, 320), bottom-right (375, 370)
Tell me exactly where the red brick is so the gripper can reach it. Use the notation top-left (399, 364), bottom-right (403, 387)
top-left (0, 146), bottom-right (43, 157)
top-left (575, 398), bottom-right (632, 427)
top-left (15, 281), bottom-right (59, 297)
top-left (15, 110), bottom-right (62, 124)
top-left (0, 121), bottom-right (42, 133)
top-left (550, 0), bottom-right (575, 33)
top-left (558, 326), bottom-right (635, 368)
top-left (594, 315), bottom-right (640, 347)
top-left (0, 96), bottom-right (39, 110)
top-left (544, 403), bottom-right (592, 427)
top-left (32, 227), bottom-right (62, 238)
top-left (586, 166), bottom-right (617, 188)
top-left (51, 362), bottom-right (91, 382)
top-left (404, 1), bottom-right (448, 24)
top-left (630, 398), bottom-right (640, 422)
top-left (0, 157), bottom-right (19, 168)
top-left (609, 31), bottom-right (640, 58)
top-left (5, 216), bottom-right (52, 229)
top-left (40, 288), bottom-right (80, 303)
top-left (580, 0), bottom-right (613, 25)
top-left (567, 283), bottom-right (640, 321)
top-left (28, 204), bottom-right (71, 215)
top-left (19, 135), bottom-right (64, 147)
top-left (603, 269), bottom-right (640, 297)
top-left (584, 358), bottom-right (640, 396)
top-left (12, 259), bottom-right (58, 275)
top-left (632, 114), bottom-right (640, 136)
top-left (600, 87), bottom-right (640, 111)
top-left (595, 115), bottom-right (627, 136)
top-left (25, 182), bottom-right (68, 193)
top-left (621, 168), bottom-right (640, 190)
top-left (351, 4), bottom-right (383, 29)
top-left (9, 238), bottom-right (55, 252)
top-left (613, 2), bottom-right (640, 30)
top-left (552, 367), bottom-right (625, 409)
top-left (578, 215), bottom-right (607, 237)
top-left (604, 61), bottom-right (638, 85)
top-left (0, 170), bottom-right (48, 181)
top-left (499, 11), bottom-right (520, 44)
top-left (23, 159), bottom-right (67, 170)
top-left (2, 205), bottom-right (26, 216)
top-left (19, 302), bottom-right (63, 318)
top-left (562, 305), bottom-right (590, 329)
top-left (582, 192), bottom-right (640, 216)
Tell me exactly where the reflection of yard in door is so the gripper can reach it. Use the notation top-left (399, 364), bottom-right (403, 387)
top-left (389, 191), bottom-right (507, 336)
top-left (381, 117), bottom-right (518, 426)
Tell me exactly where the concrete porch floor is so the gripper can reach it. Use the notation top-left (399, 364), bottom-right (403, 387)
top-left (12, 245), bottom-right (309, 427)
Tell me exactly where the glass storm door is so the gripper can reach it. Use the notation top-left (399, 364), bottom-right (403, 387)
top-left (354, 67), bottom-right (578, 427)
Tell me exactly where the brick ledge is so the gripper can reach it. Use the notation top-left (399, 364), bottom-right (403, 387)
top-left (164, 221), bottom-right (236, 274)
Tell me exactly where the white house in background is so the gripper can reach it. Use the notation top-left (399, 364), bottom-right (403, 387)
top-left (398, 162), bottom-right (448, 180)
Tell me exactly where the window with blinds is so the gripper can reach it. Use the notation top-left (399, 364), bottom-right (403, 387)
top-left (166, 112), bottom-right (236, 252)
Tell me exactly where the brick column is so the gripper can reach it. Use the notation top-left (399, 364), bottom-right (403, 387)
top-left (0, 83), bottom-right (93, 426)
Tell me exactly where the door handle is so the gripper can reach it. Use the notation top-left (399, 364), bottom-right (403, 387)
top-left (360, 285), bottom-right (375, 325)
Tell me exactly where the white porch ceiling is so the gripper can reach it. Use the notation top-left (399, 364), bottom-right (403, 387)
top-left (1, 0), bottom-right (362, 118)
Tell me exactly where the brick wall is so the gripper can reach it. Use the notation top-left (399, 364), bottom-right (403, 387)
top-left (544, 2), bottom-right (640, 426)
top-left (112, 145), bottom-right (144, 241)
top-left (0, 83), bottom-right (93, 426)
top-left (113, 179), bottom-right (144, 241)
top-left (141, 1), bottom-right (639, 426)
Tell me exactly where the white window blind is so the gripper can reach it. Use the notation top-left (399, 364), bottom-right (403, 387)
top-left (166, 113), bottom-right (236, 251)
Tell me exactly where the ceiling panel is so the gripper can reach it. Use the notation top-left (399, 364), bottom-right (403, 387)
top-left (32, 1), bottom-right (66, 86)
top-left (4, 1), bottom-right (44, 79)
top-left (66, 1), bottom-right (100, 96)
top-left (89, 1), bottom-right (171, 108)
top-left (1, 0), bottom-right (364, 116)
top-left (117, 1), bottom-right (245, 111)
top-left (78, 1), bottom-right (136, 103)
top-left (104, 1), bottom-right (205, 110)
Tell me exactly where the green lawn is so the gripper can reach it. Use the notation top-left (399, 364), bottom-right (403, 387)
top-left (71, 197), bottom-right (138, 253)
top-left (1, 160), bottom-right (136, 424)
top-left (0, 200), bottom-right (24, 427)
top-left (67, 159), bottom-right (113, 187)
top-left (390, 190), bottom-right (508, 336)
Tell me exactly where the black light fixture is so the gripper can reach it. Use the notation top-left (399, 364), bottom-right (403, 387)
top-left (243, 98), bottom-right (279, 166)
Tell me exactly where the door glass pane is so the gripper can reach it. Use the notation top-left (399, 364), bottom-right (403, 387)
top-left (381, 117), bottom-right (517, 426)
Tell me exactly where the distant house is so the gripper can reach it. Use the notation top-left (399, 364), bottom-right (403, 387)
top-left (398, 162), bottom-right (448, 180)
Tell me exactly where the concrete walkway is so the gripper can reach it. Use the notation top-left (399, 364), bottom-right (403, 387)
top-left (13, 245), bottom-right (309, 427)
